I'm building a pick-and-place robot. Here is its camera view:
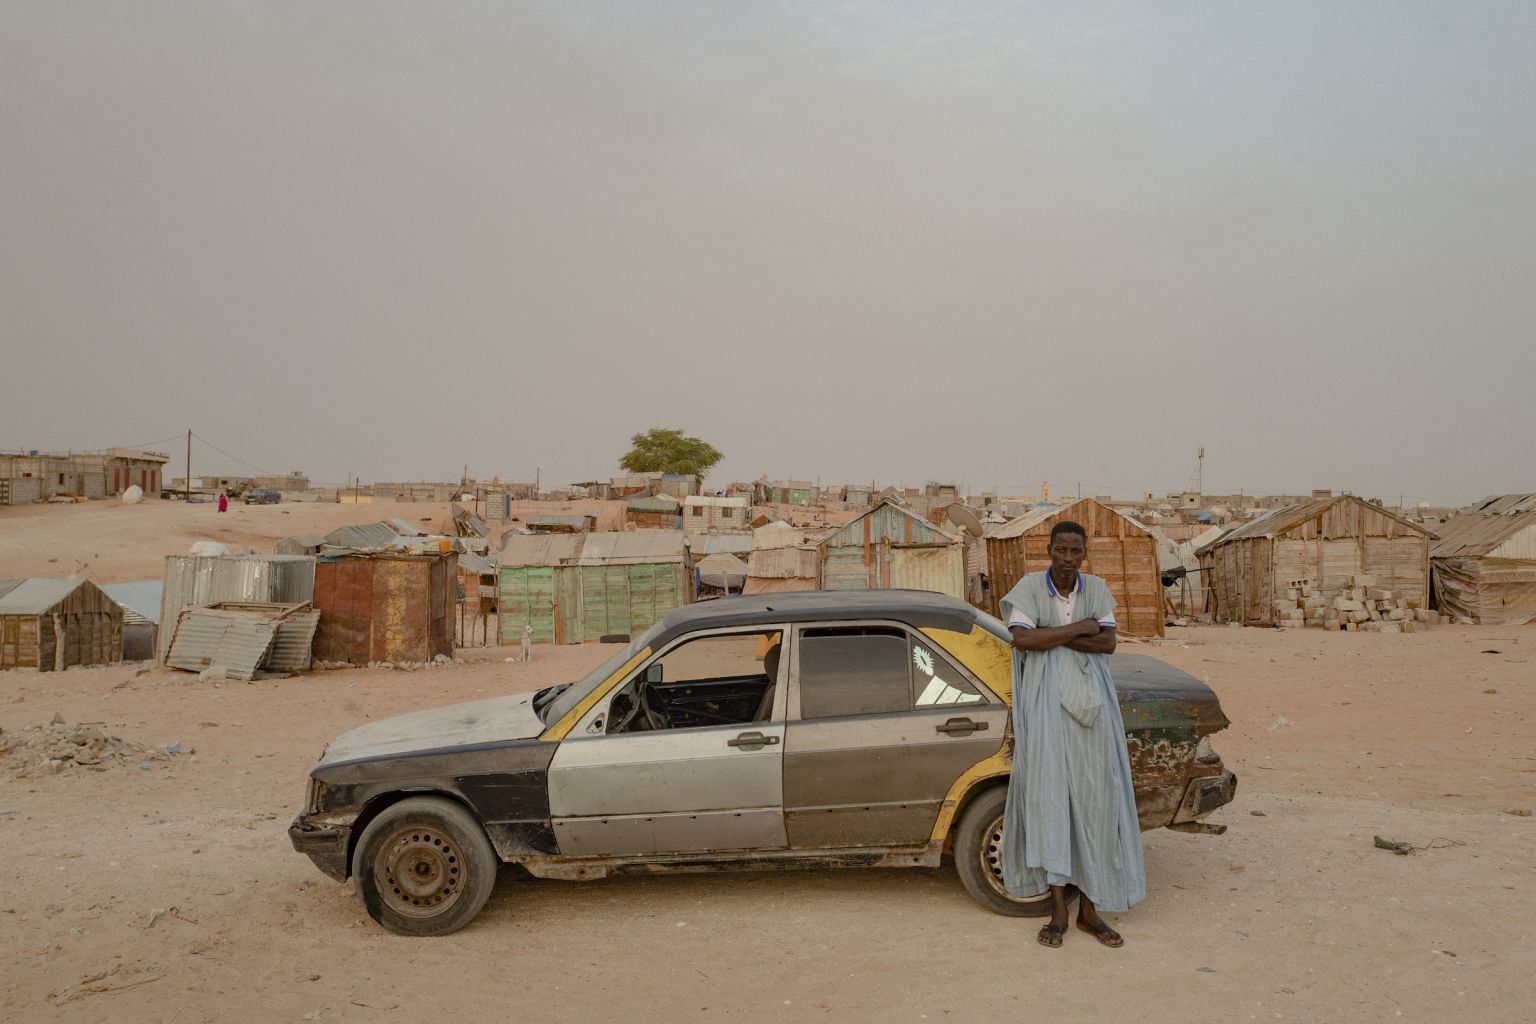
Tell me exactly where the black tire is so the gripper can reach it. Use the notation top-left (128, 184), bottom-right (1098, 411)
top-left (351, 796), bottom-right (499, 937)
top-left (953, 787), bottom-right (1072, 917)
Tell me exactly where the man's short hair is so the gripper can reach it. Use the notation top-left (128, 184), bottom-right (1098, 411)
top-left (1050, 521), bottom-right (1088, 544)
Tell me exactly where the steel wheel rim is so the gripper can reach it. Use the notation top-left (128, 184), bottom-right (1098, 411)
top-left (980, 813), bottom-right (1052, 905)
top-left (374, 826), bottom-right (465, 919)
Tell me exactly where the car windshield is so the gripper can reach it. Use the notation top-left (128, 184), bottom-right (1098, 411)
top-left (538, 622), bottom-right (667, 725)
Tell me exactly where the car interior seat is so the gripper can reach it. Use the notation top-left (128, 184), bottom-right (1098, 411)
top-left (754, 643), bottom-right (781, 721)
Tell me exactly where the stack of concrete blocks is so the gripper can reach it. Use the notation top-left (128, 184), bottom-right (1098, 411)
top-left (1273, 574), bottom-right (1440, 633)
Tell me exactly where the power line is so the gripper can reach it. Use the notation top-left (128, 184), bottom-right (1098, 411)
top-left (190, 432), bottom-right (277, 477)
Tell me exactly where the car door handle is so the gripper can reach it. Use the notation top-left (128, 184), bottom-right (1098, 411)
top-left (935, 718), bottom-right (988, 736)
top-left (727, 731), bottom-right (781, 749)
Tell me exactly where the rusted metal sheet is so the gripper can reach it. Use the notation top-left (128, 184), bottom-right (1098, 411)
top-left (313, 553), bottom-right (456, 665)
top-left (889, 545), bottom-right (965, 598)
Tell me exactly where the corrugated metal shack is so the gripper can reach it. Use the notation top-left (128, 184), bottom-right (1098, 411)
top-left (313, 552), bottom-right (457, 665)
top-left (625, 495), bottom-right (681, 529)
top-left (497, 530), bottom-right (686, 644)
top-left (0, 578), bottom-right (123, 670)
top-left (984, 499), bottom-right (1164, 638)
top-left (158, 555), bottom-right (316, 662)
top-left (99, 581), bottom-right (163, 661)
top-left (1197, 494), bottom-right (1432, 626)
top-left (1430, 494), bottom-right (1536, 625)
top-left (818, 500), bottom-right (965, 599)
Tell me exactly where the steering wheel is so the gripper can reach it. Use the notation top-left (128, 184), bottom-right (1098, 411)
top-left (639, 680), bottom-right (670, 730)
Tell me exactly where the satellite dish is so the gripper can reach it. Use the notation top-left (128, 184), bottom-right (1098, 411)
top-left (945, 503), bottom-right (984, 539)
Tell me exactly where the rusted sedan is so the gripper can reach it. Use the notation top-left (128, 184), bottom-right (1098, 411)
top-left (290, 591), bottom-right (1236, 935)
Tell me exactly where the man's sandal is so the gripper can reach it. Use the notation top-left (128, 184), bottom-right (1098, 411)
top-left (1075, 920), bottom-right (1124, 948)
top-left (1037, 922), bottom-right (1066, 948)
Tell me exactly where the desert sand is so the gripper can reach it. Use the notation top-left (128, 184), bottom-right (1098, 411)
top-left (1, 501), bottom-right (1532, 1023)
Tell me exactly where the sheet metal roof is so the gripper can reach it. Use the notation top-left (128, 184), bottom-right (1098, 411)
top-left (498, 533), bottom-right (584, 568)
top-left (497, 530), bottom-right (686, 567)
top-left (1469, 494), bottom-right (1536, 515)
top-left (687, 533), bottom-right (755, 556)
top-left (746, 547), bottom-right (821, 579)
top-left (575, 531), bottom-right (686, 565)
top-left (0, 579), bottom-right (23, 602)
top-left (457, 551), bottom-right (496, 575)
top-left (100, 581), bottom-right (164, 625)
top-left (1197, 494), bottom-right (1431, 554)
top-left (0, 577), bottom-right (89, 615)
top-left (987, 499), bottom-right (1151, 541)
top-left (626, 496), bottom-right (680, 513)
top-left (1431, 510), bottom-right (1536, 559)
top-left (324, 521), bottom-right (406, 550)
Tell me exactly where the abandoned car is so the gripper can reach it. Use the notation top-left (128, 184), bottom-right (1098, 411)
top-left (290, 591), bottom-right (1236, 935)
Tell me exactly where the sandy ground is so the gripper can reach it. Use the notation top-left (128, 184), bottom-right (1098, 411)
top-left (0, 499), bottom-right (467, 583)
top-left (2, 503), bottom-right (1534, 1022)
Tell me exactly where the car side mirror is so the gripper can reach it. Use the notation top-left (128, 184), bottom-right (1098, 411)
top-left (645, 664), bottom-right (664, 685)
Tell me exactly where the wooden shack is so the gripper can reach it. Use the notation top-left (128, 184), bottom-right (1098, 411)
top-left (496, 530), bottom-right (687, 644)
top-left (1429, 494), bottom-right (1536, 625)
top-left (818, 500), bottom-right (965, 598)
top-left (983, 499), bottom-right (1163, 638)
top-left (312, 552), bottom-right (456, 665)
top-left (1198, 494), bottom-right (1432, 625)
top-left (0, 578), bottom-right (123, 670)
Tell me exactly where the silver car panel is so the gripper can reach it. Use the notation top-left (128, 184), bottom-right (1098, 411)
top-left (549, 625), bottom-right (789, 858)
top-left (782, 621), bottom-right (1007, 849)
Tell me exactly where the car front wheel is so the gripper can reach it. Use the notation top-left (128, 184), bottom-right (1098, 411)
top-left (351, 796), bottom-right (499, 936)
top-left (954, 787), bottom-right (1071, 917)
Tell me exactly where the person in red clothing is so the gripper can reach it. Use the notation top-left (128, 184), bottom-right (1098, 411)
top-left (217, 492), bottom-right (228, 513)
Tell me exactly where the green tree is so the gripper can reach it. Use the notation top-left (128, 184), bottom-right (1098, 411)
top-left (619, 428), bottom-right (723, 479)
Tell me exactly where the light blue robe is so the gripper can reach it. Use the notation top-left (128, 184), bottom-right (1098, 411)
top-left (998, 571), bottom-right (1146, 912)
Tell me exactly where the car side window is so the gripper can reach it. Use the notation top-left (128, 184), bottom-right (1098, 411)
top-left (604, 630), bottom-right (782, 734)
top-left (910, 638), bottom-right (984, 707)
top-left (798, 627), bottom-right (910, 719)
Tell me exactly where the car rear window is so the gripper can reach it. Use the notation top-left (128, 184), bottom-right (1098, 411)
top-left (798, 627), bottom-right (910, 718)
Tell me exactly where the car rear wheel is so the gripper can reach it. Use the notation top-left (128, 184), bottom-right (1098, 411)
top-left (352, 797), bottom-right (498, 936)
top-left (954, 787), bottom-right (1071, 917)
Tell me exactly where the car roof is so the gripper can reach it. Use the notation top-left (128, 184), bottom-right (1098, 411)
top-left (651, 589), bottom-right (989, 644)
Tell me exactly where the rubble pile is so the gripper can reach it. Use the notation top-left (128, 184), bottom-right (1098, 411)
top-left (1274, 574), bottom-right (1441, 633)
top-left (0, 716), bottom-right (180, 774)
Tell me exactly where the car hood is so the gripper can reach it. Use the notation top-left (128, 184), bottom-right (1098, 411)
top-left (318, 692), bottom-right (547, 767)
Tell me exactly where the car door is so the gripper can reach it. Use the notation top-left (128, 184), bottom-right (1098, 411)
top-left (782, 622), bottom-right (1007, 849)
top-left (547, 627), bottom-right (789, 858)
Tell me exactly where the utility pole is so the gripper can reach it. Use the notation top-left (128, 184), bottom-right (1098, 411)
top-left (1196, 446), bottom-right (1205, 496)
top-left (184, 429), bottom-right (191, 502)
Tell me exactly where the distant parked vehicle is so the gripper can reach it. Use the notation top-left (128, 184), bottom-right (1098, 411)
top-left (244, 488), bottom-right (281, 505)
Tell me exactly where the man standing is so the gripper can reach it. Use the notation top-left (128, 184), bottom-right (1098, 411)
top-left (998, 520), bottom-right (1145, 948)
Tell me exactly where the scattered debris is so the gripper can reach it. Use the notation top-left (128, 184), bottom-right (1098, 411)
top-left (48, 964), bottom-right (165, 1004)
top-left (1267, 716), bottom-right (1294, 731)
top-left (1481, 649), bottom-right (1502, 655)
top-left (1506, 809), bottom-right (1532, 817)
top-left (1250, 810), bottom-right (1266, 817)
top-left (1374, 835), bottom-right (1467, 855)
top-left (0, 720), bottom-right (171, 775)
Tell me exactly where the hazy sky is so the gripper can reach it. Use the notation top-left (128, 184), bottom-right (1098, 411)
top-left (3, 2), bottom-right (1532, 504)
